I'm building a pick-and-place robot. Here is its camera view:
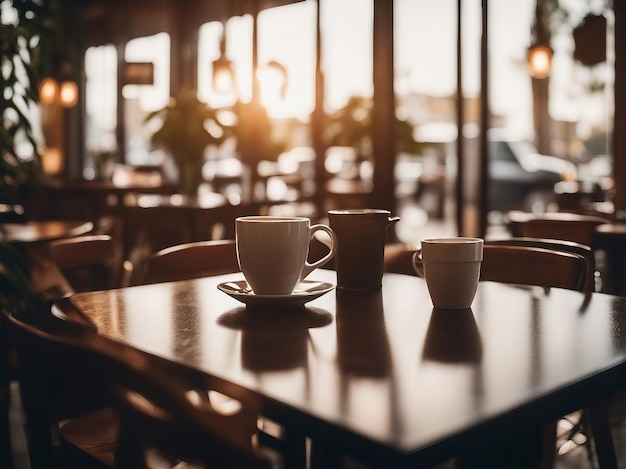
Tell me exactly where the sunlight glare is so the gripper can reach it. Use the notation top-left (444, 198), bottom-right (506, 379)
top-left (258, 61), bottom-right (287, 112)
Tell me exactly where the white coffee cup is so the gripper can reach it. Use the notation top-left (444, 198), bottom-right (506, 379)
top-left (236, 216), bottom-right (336, 295)
top-left (412, 237), bottom-right (483, 309)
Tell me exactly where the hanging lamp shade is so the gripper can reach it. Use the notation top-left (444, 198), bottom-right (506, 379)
top-left (59, 80), bottom-right (79, 107)
top-left (212, 30), bottom-right (235, 94)
top-left (528, 43), bottom-right (553, 79)
top-left (527, 1), bottom-right (552, 80)
top-left (39, 77), bottom-right (59, 104)
top-left (212, 56), bottom-right (235, 94)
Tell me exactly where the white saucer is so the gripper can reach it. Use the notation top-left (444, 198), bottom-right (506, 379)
top-left (217, 280), bottom-right (334, 308)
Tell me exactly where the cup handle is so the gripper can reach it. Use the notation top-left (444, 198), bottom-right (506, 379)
top-left (301, 225), bottom-right (337, 280)
top-left (412, 249), bottom-right (425, 277)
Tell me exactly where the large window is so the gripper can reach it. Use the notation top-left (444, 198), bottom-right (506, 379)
top-left (84, 33), bottom-right (170, 176)
top-left (123, 32), bottom-right (170, 165)
top-left (84, 44), bottom-right (117, 177)
top-left (81, 1), bottom-right (614, 201)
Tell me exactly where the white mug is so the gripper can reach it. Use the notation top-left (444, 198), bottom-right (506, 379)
top-left (412, 237), bottom-right (483, 309)
top-left (236, 216), bottom-right (336, 295)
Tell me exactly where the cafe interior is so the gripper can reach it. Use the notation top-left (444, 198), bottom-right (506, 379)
top-left (2, 0), bottom-right (626, 468)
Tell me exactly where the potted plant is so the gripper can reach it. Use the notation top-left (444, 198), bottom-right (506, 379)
top-left (145, 89), bottom-right (227, 196)
top-left (217, 100), bottom-right (286, 198)
top-left (1, 0), bottom-right (60, 310)
top-left (234, 100), bottom-right (285, 162)
top-left (325, 95), bottom-right (423, 179)
top-left (1, 0), bottom-right (51, 209)
top-left (326, 96), bottom-right (422, 155)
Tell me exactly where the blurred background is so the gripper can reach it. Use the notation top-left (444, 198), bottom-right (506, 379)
top-left (1, 0), bottom-right (621, 244)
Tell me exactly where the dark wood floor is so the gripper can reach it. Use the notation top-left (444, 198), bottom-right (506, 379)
top-left (7, 382), bottom-right (626, 468)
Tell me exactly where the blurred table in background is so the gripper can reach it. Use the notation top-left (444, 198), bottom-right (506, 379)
top-left (119, 193), bottom-right (303, 265)
top-left (24, 176), bottom-right (177, 222)
top-left (554, 180), bottom-right (607, 214)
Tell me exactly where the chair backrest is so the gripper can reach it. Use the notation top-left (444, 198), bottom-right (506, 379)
top-left (383, 241), bottom-right (588, 293)
top-left (99, 335), bottom-right (272, 469)
top-left (383, 243), bottom-right (420, 276)
top-left (485, 237), bottom-right (595, 293)
top-left (480, 244), bottom-right (587, 292)
top-left (50, 234), bottom-right (119, 292)
top-left (519, 212), bottom-right (610, 247)
top-left (128, 239), bottom-right (240, 286)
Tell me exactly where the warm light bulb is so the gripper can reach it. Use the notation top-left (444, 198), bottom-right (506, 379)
top-left (39, 77), bottom-right (58, 105)
top-left (41, 147), bottom-right (64, 175)
top-left (212, 57), bottom-right (235, 95)
top-left (59, 80), bottom-right (79, 107)
top-left (528, 44), bottom-right (552, 79)
top-left (214, 68), bottom-right (235, 94)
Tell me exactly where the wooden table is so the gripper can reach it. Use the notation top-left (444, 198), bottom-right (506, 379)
top-left (25, 177), bottom-right (176, 221)
top-left (120, 194), bottom-right (298, 262)
top-left (120, 192), bottom-right (229, 260)
top-left (53, 270), bottom-right (626, 468)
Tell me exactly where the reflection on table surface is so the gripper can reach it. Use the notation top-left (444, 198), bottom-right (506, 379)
top-left (57, 270), bottom-right (626, 467)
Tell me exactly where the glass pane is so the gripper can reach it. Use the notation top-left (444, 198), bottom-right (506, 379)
top-left (124, 32), bottom-right (170, 166)
top-left (84, 44), bottom-right (117, 178)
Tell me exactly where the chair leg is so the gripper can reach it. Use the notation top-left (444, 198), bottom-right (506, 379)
top-left (540, 419), bottom-right (557, 469)
top-left (588, 399), bottom-right (618, 469)
top-left (0, 380), bottom-right (14, 469)
top-left (283, 429), bottom-right (307, 469)
top-left (309, 440), bottom-right (342, 469)
top-left (1, 317), bottom-right (14, 469)
top-left (257, 420), bottom-right (307, 469)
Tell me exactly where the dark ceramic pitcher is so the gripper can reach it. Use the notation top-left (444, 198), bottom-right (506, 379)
top-left (328, 209), bottom-right (400, 291)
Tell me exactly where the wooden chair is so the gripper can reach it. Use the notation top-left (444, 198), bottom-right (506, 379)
top-left (2, 234), bottom-right (121, 468)
top-left (125, 239), bottom-right (240, 286)
top-left (5, 309), bottom-right (116, 469)
top-left (512, 212), bottom-right (611, 292)
top-left (89, 329), bottom-right (273, 469)
top-left (485, 237), bottom-right (596, 293)
top-left (50, 234), bottom-right (121, 292)
top-left (517, 212), bottom-right (610, 247)
top-left (384, 239), bottom-right (590, 293)
top-left (128, 236), bottom-right (333, 286)
top-left (480, 244), bottom-right (587, 292)
top-left (383, 242), bottom-right (420, 276)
